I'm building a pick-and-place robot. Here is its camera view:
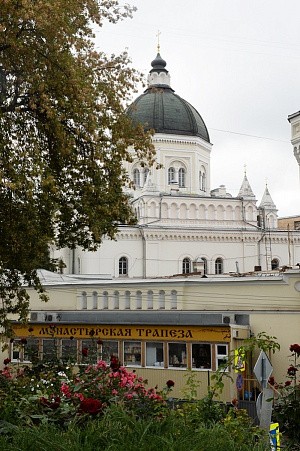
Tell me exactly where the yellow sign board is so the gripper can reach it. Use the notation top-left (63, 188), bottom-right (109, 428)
top-left (13, 324), bottom-right (231, 343)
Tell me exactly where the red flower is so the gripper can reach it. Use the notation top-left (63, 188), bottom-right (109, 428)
top-left (80, 398), bottom-right (102, 415)
top-left (3, 358), bottom-right (11, 365)
top-left (268, 376), bottom-right (275, 386)
top-left (97, 339), bottom-right (103, 345)
top-left (166, 379), bottom-right (175, 388)
top-left (20, 338), bottom-right (27, 345)
top-left (285, 380), bottom-right (292, 386)
top-left (290, 344), bottom-right (300, 356)
top-left (110, 355), bottom-right (120, 371)
top-left (28, 327), bottom-right (34, 333)
top-left (82, 347), bottom-right (88, 357)
top-left (287, 366), bottom-right (298, 376)
top-left (40, 395), bottom-right (61, 409)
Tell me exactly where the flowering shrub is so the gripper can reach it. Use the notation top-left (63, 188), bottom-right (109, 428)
top-left (0, 357), bottom-right (165, 427)
top-left (271, 344), bottom-right (300, 446)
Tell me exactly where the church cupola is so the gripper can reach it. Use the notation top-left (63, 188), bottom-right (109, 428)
top-left (147, 53), bottom-right (171, 87)
top-left (258, 184), bottom-right (278, 228)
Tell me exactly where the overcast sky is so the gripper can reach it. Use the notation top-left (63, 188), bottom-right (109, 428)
top-left (95, 0), bottom-right (300, 217)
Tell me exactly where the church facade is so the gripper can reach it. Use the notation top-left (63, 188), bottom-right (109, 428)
top-left (54, 53), bottom-right (300, 278)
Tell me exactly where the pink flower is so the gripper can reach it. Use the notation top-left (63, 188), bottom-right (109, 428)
top-left (111, 389), bottom-right (118, 395)
top-left (74, 392), bottom-right (85, 401)
top-left (61, 383), bottom-right (71, 398)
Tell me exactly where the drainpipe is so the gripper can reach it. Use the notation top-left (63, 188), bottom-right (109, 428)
top-left (139, 227), bottom-right (147, 279)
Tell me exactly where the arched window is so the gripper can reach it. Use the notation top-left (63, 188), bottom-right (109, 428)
top-left (92, 291), bottom-right (98, 309)
top-left (171, 290), bottom-right (177, 310)
top-left (168, 167), bottom-right (176, 184)
top-left (119, 256), bottom-right (128, 276)
top-left (178, 168), bottom-right (185, 187)
top-left (144, 168), bottom-right (149, 184)
top-left (102, 291), bottom-right (108, 310)
top-left (81, 291), bottom-right (87, 310)
top-left (133, 168), bottom-right (140, 188)
top-left (147, 290), bottom-right (153, 309)
top-left (113, 291), bottom-right (119, 309)
top-left (125, 291), bottom-right (131, 309)
top-left (136, 291), bottom-right (142, 309)
top-left (271, 258), bottom-right (279, 270)
top-left (159, 290), bottom-right (165, 309)
top-left (202, 172), bottom-right (206, 191)
top-left (215, 258), bottom-right (223, 275)
top-left (199, 171), bottom-right (202, 190)
top-left (201, 257), bottom-right (208, 275)
top-left (182, 257), bottom-right (191, 274)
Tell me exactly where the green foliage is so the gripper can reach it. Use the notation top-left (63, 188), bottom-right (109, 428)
top-left (0, 0), bottom-right (155, 334)
top-left (272, 344), bottom-right (300, 448)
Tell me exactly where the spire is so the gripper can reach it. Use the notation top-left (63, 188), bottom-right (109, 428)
top-left (238, 171), bottom-right (256, 200)
top-left (259, 184), bottom-right (277, 211)
top-left (147, 34), bottom-right (171, 88)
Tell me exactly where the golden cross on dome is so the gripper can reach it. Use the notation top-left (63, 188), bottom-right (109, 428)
top-left (156, 30), bottom-right (161, 53)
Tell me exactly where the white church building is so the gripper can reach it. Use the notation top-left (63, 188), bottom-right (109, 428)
top-left (54, 52), bottom-right (300, 278)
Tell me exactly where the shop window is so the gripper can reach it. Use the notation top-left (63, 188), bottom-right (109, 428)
top-left (101, 341), bottom-right (119, 363)
top-left (159, 290), bottom-right (165, 309)
top-left (124, 341), bottom-right (141, 366)
top-left (119, 256), bottom-right (128, 276)
top-left (178, 168), bottom-right (185, 188)
top-left (147, 290), bottom-right (153, 309)
top-left (61, 339), bottom-right (78, 363)
top-left (215, 257), bottom-right (223, 274)
top-left (168, 342), bottom-right (187, 368)
top-left (102, 291), bottom-right (108, 309)
top-left (271, 258), bottom-right (279, 270)
top-left (81, 339), bottom-right (99, 363)
top-left (192, 343), bottom-right (211, 369)
top-left (136, 291), bottom-right (142, 309)
top-left (11, 338), bottom-right (39, 363)
top-left (125, 291), bottom-right (131, 309)
top-left (182, 257), bottom-right (191, 274)
top-left (216, 344), bottom-right (228, 369)
top-left (171, 290), bottom-right (177, 309)
top-left (43, 339), bottom-right (58, 362)
top-left (146, 342), bottom-right (164, 367)
top-left (168, 167), bottom-right (176, 184)
top-left (92, 291), bottom-right (98, 309)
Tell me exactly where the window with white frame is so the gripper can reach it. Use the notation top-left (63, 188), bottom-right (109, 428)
top-left (216, 344), bottom-right (228, 369)
top-left (178, 167), bottom-right (185, 187)
top-left (192, 343), bottom-right (211, 369)
top-left (168, 167), bottom-right (176, 184)
top-left (171, 290), bottom-right (177, 309)
top-left (92, 291), bottom-right (98, 309)
top-left (11, 338), bottom-right (39, 363)
top-left (123, 341), bottom-right (141, 366)
top-left (182, 257), bottom-right (191, 274)
top-left (215, 257), bottom-right (223, 274)
top-left (201, 257), bottom-right (208, 275)
top-left (133, 168), bottom-right (140, 188)
top-left (168, 342), bottom-right (187, 368)
top-left (61, 338), bottom-right (78, 363)
top-left (119, 256), bottom-right (128, 276)
top-left (146, 342), bottom-right (164, 367)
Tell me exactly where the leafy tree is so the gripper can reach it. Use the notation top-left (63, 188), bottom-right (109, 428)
top-left (0, 0), bottom-right (155, 334)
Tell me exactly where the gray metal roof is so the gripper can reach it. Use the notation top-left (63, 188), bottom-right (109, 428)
top-left (127, 87), bottom-right (210, 142)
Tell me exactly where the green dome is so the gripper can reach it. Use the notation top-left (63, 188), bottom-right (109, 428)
top-left (127, 54), bottom-right (210, 142)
